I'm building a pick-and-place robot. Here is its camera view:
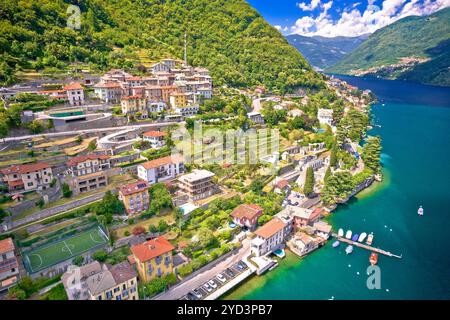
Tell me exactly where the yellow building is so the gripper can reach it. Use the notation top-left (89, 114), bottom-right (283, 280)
top-left (131, 237), bottom-right (175, 283)
top-left (169, 92), bottom-right (189, 108)
top-left (120, 95), bottom-right (147, 116)
top-left (118, 180), bottom-right (150, 216)
top-left (160, 85), bottom-right (177, 103)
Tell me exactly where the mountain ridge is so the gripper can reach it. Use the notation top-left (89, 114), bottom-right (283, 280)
top-left (286, 34), bottom-right (369, 70)
top-left (327, 7), bottom-right (450, 87)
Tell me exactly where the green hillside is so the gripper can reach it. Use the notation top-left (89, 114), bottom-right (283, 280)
top-left (328, 7), bottom-right (450, 87)
top-left (0, 0), bottom-right (323, 92)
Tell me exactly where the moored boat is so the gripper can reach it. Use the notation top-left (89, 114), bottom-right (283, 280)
top-left (418, 206), bottom-right (424, 216)
top-left (352, 234), bottom-right (359, 242)
top-left (332, 241), bottom-right (340, 248)
top-left (366, 232), bottom-right (374, 245)
top-left (338, 228), bottom-right (344, 237)
top-left (345, 230), bottom-right (352, 239)
top-left (369, 253), bottom-right (378, 265)
top-left (345, 245), bottom-right (353, 254)
top-left (358, 232), bottom-right (367, 243)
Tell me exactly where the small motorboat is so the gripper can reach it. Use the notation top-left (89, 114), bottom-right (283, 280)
top-left (369, 253), bottom-right (378, 265)
top-left (338, 228), bottom-right (344, 237)
top-left (332, 241), bottom-right (340, 248)
top-left (352, 234), bottom-right (359, 242)
top-left (345, 230), bottom-right (352, 239)
top-left (366, 232), bottom-right (374, 245)
top-left (358, 232), bottom-right (367, 243)
top-left (345, 245), bottom-right (354, 254)
top-left (418, 206), bottom-right (424, 216)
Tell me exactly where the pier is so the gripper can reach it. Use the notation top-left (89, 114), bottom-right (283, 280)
top-left (332, 234), bottom-right (402, 259)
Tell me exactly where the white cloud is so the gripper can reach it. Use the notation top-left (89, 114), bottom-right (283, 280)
top-left (297, 0), bottom-right (322, 11)
top-left (274, 25), bottom-right (289, 32)
top-left (290, 0), bottom-right (450, 37)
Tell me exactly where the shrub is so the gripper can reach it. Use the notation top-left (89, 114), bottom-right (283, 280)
top-left (132, 226), bottom-right (146, 236)
top-left (92, 249), bottom-right (108, 262)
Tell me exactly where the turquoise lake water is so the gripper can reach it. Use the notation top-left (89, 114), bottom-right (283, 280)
top-left (224, 77), bottom-right (450, 300)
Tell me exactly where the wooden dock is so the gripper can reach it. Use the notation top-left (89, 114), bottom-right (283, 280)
top-left (332, 234), bottom-right (402, 259)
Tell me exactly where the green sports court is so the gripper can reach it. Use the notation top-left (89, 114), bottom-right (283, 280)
top-left (23, 226), bottom-right (109, 273)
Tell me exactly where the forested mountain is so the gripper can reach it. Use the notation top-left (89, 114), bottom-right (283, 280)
top-left (328, 7), bottom-right (450, 87)
top-left (0, 0), bottom-right (323, 92)
top-left (286, 34), bottom-right (369, 70)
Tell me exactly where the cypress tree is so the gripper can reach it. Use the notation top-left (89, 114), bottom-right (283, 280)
top-left (303, 166), bottom-right (315, 197)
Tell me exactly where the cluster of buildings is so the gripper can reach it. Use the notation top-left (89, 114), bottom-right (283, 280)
top-left (94, 59), bottom-right (212, 118)
top-left (250, 205), bottom-right (329, 259)
top-left (0, 238), bottom-right (19, 292)
top-left (61, 261), bottom-right (138, 300)
top-left (0, 163), bottom-right (53, 193)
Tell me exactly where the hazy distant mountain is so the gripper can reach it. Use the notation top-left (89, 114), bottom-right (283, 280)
top-left (328, 7), bottom-right (450, 87)
top-left (286, 34), bottom-right (369, 70)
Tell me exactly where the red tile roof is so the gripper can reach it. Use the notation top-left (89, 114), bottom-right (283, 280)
top-left (126, 76), bottom-right (142, 81)
top-left (8, 180), bottom-right (24, 187)
top-left (63, 82), bottom-right (83, 91)
top-left (66, 154), bottom-right (110, 167)
top-left (119, 180), bottom-right (150, 196)
top-left (275, 179), bottom-right (289, 189)
top-left (1, 163), bottom-right (50, 175)
top-left (121, 95), bottom-right (145, 100)
top-left (254, 218), bottom-right (285, 239)
top-left (230, 204), bottom-right (263, 221)
top-left (131, 237), bottom-right (175, 263)
top-left (310, 208), bottom-right (323, 220)
top-left (139, 154), bottom-right (183, 170)
top-left (143, 131), bottom-right (166, 138)
top-left (0, 238), bottom-right (15, 255)
top-left (94, 82), bottom-right (122, 89)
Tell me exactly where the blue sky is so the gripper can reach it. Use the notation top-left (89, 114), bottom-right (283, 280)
top-left (246, 0), bottom-right (449, 37)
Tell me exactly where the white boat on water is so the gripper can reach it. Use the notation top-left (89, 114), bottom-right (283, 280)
top-left (418, 206), bottom-right (424, 216)
top-left (358, 232), bottom-right (367, 243)
top-left (366, 232), bottom-right (374, 245)
top-left (345, 245), bottom-right (354, 254)
top-left (345, 230), bottom-right (352, 239)
top-left (338, 228), bottom-right (344, 237)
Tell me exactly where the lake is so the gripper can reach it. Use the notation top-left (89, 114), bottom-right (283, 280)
top-left (223, 76), bottom-right (450, 300)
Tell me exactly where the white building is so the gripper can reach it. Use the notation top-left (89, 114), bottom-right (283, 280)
top-left (317, 108), bottom-right (333, 126)
top-left (251, 217), bottom-right (292, 257)
top-left (247, 112), bottom-right (264, 124)
top-left (150, 62), bottom-right (170, 73)
top-left (174, 105), bottom-right (199, 117)
top-left (142, 130), bottom-right (166, 149)
top-left (148, 101), bottom-right (166, 113)
top-left (178, 169), bottom-right (216, 201)
top-left (64, 83), bottom-right (84, 106)
top-left (94, 82), bottom-right (123, 103)
top-left (137, 155), bottom-right (184, 184)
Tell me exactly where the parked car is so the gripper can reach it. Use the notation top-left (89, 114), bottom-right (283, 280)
top-left (192, 289), bottom-right (203, 299)
top-left (203, 283), bottom-right (212, 292)
top-left (186, 292), bottom-right (197, 300)
top-left (225, 268), bottom-right (235, 277)
top-left (208, 280), bottom-right (218, 289)
top-left (235, 263), bottom-right (244, 271)
top-left (238, 260), bottom-right (248, 269)
top-left (216, 273), bottom-right (227, 283)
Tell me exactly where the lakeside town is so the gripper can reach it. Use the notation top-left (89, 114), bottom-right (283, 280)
top-left (0, 54), bottom-right (382, 301)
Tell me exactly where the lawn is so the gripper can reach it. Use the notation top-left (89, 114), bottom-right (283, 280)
top-left (23, 226), bottom-right (108, 273)
top-left (111, 211), bottom-right (175, 239)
